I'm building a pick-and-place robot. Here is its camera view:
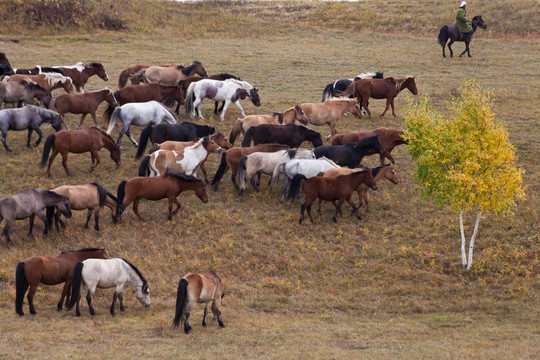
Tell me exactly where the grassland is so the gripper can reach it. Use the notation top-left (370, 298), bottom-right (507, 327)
top-left (0, 1), bottom-right (538, 359)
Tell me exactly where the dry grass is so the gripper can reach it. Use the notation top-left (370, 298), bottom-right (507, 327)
top-left (0, 1), bottom-right (539, 359)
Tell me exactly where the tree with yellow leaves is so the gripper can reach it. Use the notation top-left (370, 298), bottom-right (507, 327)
top-left (403, 80), bottom-right (525, 270)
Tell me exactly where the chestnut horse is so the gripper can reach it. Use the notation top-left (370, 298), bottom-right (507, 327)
top-left (116, 173), bottom-right (208, 221)
top-left (300, 98), bottom-right (363, 140)
top-left (135, 61), bottom-right (208, 86)
top-left (53, 62), bottom-right (109, 93)
top-left (332, 127), bottom-right (407, 164)
top-left (340, 77), bottom-right (418, 117)
top-left (173, 271), bottom-right (225, 334)
top-left (15, 248), bottom-right (107, 315)
top-left (5, 73), bottom-right (76, 94)
top-left (40, 127), bottom-right (121, 176)
top-left (228, 105), bottom-right (308, 145)
top-left (50, 88), bottom-right (117, 129)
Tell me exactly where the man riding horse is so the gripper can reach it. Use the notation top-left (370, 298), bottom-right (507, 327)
top-left (455, 1), bottom-right (473, 42)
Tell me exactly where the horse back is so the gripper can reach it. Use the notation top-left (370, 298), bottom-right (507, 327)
top-left (24, 256), bottom-right (75, 285)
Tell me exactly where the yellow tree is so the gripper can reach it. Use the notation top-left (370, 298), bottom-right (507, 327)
top-left (403, 80), bottom-right (525, 269)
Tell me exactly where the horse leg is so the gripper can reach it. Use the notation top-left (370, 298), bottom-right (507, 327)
top-left (390, 98), bottom-right (397, 117)
top-left (86, 290), bottom-right (96, 315)
top-left (299, 203), bottom-right (306, 224)
top-left (28, 214), bottom-right (35, 236)
top-left (380, 98), bottom-right (391, 117)
top-left (280, 177), bottom-right (290, 203)
top-left (448, 39), bottom-right (454, 57)
top-left (202, 303), bottom-right (208, 326)
top-left (232, 100), bottom-right (246, 120)
top-left (172, 197), bottom-right (182, 215)
top-left (211, 300), bottom-right (225, 328)
top-left (110, 291), bottom-right (118, 315)
top-left (219, 100), bottom-right (233, 121)
top-left (184, 301), bottom-right (196, 334)
top-left (89, 150), bottom-right (100, 172)
top-left (27, 284), bottom-right (39, 315)
top-left (36, 211), bottom-right (49, 236)
top-left (84, 209), bottom-right (92, 229)
top-left (90, 112), bottom-right (100, 128)
top-left (118, 292), bottom-right (125, 311)
top-left (126, 129), bottom-right (138, 147)
top-left (332, 199), bottom-right (346, 223)
top-left (26, 128), bottom-right (33, 147)
top-left (46, 149), bottom-right (58, 176)
top-left (77, 114), bottom-right (88, 129)
top-left (93, 209), bottom-right (100, 231)
top-left (1, 130), bottom-right (11, 152)
top-left (361, 96), bottom-right (372, 117)
top-left (3, 224), bottom-right (12, 243)
top-left (60, 151), bottom-right (71, 177)
top-left (346, 196), bottom-right (362, 220)
top-left (58, 281), bottom-right (71, 310)
top-left (167, 198), bottom-right (174, 221)
top-left (460, 41), bottom-right (470, 57)
top-left (133, 199), bottom-right (145, 221)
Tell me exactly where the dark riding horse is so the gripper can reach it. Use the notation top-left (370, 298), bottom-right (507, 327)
top-left (241, 123), bottom-right (323, 148)
top-left (438, 15), bottom-right (487, 58)
top-left (313, 136), bottom-right (385, 168)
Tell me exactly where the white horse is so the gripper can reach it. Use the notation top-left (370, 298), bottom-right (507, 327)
top-left (272, 157), bottom-right (341, 202)
top-left (184, 78), bottom-right (261, 121)
top-left (66, 257), bottom-right (150, 316)
top-left (236, 148), bottom-right (316, 196)
top-left (106, 100), bottom-right (177, 146)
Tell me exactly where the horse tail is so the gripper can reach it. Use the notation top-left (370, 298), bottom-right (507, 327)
top-left (15, 262), bottom-right (26, 316)
top-left (286, 174), bottom-right (306, 202)
top-left (211, 152), bottom-right (229, 187)
top-left (92, 182), bottom-right (107, 208)
top-left (66, 262), bottom-right (83, 310)
top-left (103, 104), bottom-right (117, 125)
top-left (241, 126), bottom-right (255, 147)
top-left (138, 156), bottom-right (150, 177)
top-left (272, 161), bottom-right (287, 185)
top-left (236, 155), bottom-right (248, 189)
top-left (116, 180), bottom-right (127, 218)
top-left (105, 107), bottom-right (121, 135)
top-left (184, 82), bottom-right (196, 115)
top-left (438, 25), bottom-right (449, 47)
top-left (229, 118), bottom-right (243, 145)
top-left (40, 134), bottom-right (55, 168)
top-left (172, 278), bottom-right (188, 329)
top-left (118, 67), bottom-right (130, 88)
top-left (135, 125), bottom-right (153, 160)
top-left (321, 83), bottom-right (333, 102)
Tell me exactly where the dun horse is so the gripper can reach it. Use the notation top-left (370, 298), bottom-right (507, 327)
top-left (438, 15), bottom-right (487, 58)
top-left (53, 62), bottom-right (109, 93)
top-left (0, 80), bottom-right (52, 108)
top-left (135, 61), bottom-right (208, 86)
top-left (300, 98), bottom-right (363, 140)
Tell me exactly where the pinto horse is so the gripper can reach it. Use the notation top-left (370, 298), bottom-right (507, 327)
top-left (13, 66), bottom-right (64, 76)
top-left (228, 105), bottom-right (308, 145)
top-left (438, 15), bottom-right (487, 58)
top-left (321, 72), bottom-right (383, 102)
top-left (0, 80), bottom-right (52, 108)
top-left (135, 61), bottom-right (208, 86)
top-left (173, 271), bottom-right (225, 334)
top-left (5, 73), bottom-right (76, 94)
top-left (301, 99), bottom-right (363, 140)
top-left (15, 248), bottom-right (106, 315)
top-left (314, 135), bottom-right (385, 168)
top-left (241, 123), bottom-right (323, 148)
top-left (53, 62), bottom-right (109, 93)
top-left (116, 173), bottom-right (208, 221)
top-left (340, 76), bottom-right (418, 117)
top-left (40, 127), bottom-right (121, 176)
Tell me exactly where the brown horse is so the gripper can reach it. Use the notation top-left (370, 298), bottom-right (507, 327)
top-left (228, 105), bottom-right (308, 145)
top-left (40, 127), bottom-right (121, 176)
top-left (112, 83), bottom-right (184, 107)
top-left (332, 127), bottom-right (407, 164)
top-left (50, 183), bottom-right (118, 231)
top-left (116, 173), bottom-right (208, 221)
top-left (53, 62), bottom-right (109, 93)
top-left (340, 77), bottom-right (418, 117)
top-left (0, 80), bottom-right (52, 108)
top-left (50, 88), bottom-right (117, 129)
top-left (136, 61), bottom-right (208, 86)
top-left (5, 73), bottom-right (76, 94)
top-left (173, 271), bottom-right (225, 334)
top-left (211, 143), bottom-right (290, 190)
top-left (300, 99), bottom-right (363, 140)
top-left (15, 248), bottom-right (107, 315)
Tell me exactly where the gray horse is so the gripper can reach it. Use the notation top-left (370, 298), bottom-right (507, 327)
top-left (0, 80), bottom-right (52, 108)
top-left (0, 105), bottom-right (63, 152)
top-left (0, 188), bottom-right (72, 243)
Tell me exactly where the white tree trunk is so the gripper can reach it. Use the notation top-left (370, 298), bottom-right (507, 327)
top-left (459, 210), bottom-right (482, 270)
top-left (459, 210), bottom-right (467, 267)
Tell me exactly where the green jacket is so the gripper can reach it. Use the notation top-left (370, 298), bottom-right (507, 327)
top-left (455, 8), bottom-right (473, 33)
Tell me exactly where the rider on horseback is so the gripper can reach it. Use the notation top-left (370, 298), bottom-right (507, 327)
top-left (455, 1), bottom-right (473, 41)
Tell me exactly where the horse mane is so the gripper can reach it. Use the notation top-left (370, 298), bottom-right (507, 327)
top-left (90, 127), bottom-right (118, 146)
top-left (61, 247), bottom-right (105, 254)
top-left (86, 62), bottom-right (104, 69)
top-left (273, 112), bottom-right (284, 124)
top-left (286, 148), bottom-right (298, 159)
top-left (371, 164), bottom-right (390, 178)
top-left (120, 258), bottom-right (147, 284)
top-left (186, 136), bottom-right (206, 149)
top-left (19, 80), bottom-right (48, 93)
top-left (43, 72), bottom-right (69, 86)
top-left (213, 73), bottom-right (241, 81)
top-left (320, 156), bottom-right (339, 166)
top-left (181, 61), bottom-right (202, 76)
top-left (165, 172), bottom-right (202, 183)
top-left (207, 270), bottom-right (222, 283)
top-left (226, 78), bottom-right (253, 90)
top-left (44, 189), bottom-right (67, 200)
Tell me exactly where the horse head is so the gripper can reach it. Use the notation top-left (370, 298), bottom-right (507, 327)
top-left (195, 180), bottom-right (209, 203)
top-left (51, 113), bottom-right (63, 131)
top-left (203, 136), bottom-right (222, 154)
top-left (211, 132), bottom-right (233, 150)
top-left (249, 87), bottom-right (261, 107)
top-left (57, 195), bottom-right (72, 218)
top-left (404, 77), bottom-right (418, 95)
top-left (293, 104), bottom-right (308, 124)
top-left (104, 88), bottom-right (118, 106)
top-left (347, 100), bottom-right (363, 118)
top-left (136, 281), bottom-right (151, 307)
top-left (90, 63), bottom-right (109, 81)
top-left (472, 16), bottom-right (487, 30)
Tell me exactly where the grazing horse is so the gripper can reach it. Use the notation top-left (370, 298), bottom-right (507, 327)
top-left (0, 105), bottom-right (62, 152)
top-left (135, 121), bottom-right (216, 160)
top-left (185, 78), bottom-right (261, 121)
top-left (136, 61), bottom-right (208, 86)
top-left (5, 73), bottom-right (76, 94)
top-left (314, 135), bottom-right (385, 168)
top-left (0, 80), bottom-right (52, 108)
top-left (112, 83), bottom-right (184, 107)
top-left (40, 127), bottom-right (121, 176)
top-left (300, 99), bottom-right (363, 140)
top-left (53, 62), bottom-right (109, 93)
top-left (321, 72), bottom-right (384, 102)
top-left (173, 271), bottom-right (225, 334)
top-left (66, 258), bottom-right (150, 316)
top-left (105, 101), bottom-right (177, 147)
top-left (15, 248), bottom-right (107, 315)
top-left (288, 170), bottom-right (377, 223)
top-left (241, 123), bottom-right (323, 148)
top-left (139, 137), bottom-right (222, 180)
top-left (340, 76), bottom-right (418, 117)
top-left (50, 88), bottom-right (117, 129)
top-left (332, 127), bottom-right (407, 164)
top-left (13, 66), bottom-right (64, 76)
top-left (228, 105), bottom-right (308, 145)
top-left (49, 183), bottom-right (118, 231)
top-left (116, 173), bottom-right (208, 221)
top-left (0, 188), bottom-right (72, 243)
top-left (438, 15), bottom-right (487, 58)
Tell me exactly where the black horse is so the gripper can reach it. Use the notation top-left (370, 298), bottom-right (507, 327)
top-left (13, 66), bottom-right (65, 75)
top-left (134, 121), bottom-right (216, 160)
top-left (313, 136), bottom-right (384, 168)
top-left (241, 123), bottom-right (323, 148)
top-left (438, 15), bottom-right (487, 58)
top-left (321, 72), bottom-right (383, 102)
top-left (0, 64), bottom-right (14, 77)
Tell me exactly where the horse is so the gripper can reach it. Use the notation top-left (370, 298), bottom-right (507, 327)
top-left (40, 127), bottom-right (121, 177)
top-left (50, 88), bottom-right (117, 129)
top-left (0, 80), bottom-right (52, 108)
top-left (134, 121), bottom-right (216, 160)
top-left (0, 188), bottom-right (72, 243)
top-left (0, 105), bottom-right (62, 152)
top-left (314, 135), bottom-right (385, 168)
top-left (172, 271), bottom-right (225, 334)
top-left (185, 78), bottom-right (261, 121)
top-left (53, 62), bottom-right (109, 93)
top-left (321, 72), bottom-right (384, 102)
top-left (13, 66), bottom-right (64, 76)
top-left (5, 73), bottom-right (76, 94)
top-left (118, 64), bottom-right (152, 88)
top-left (49, 183), bottom-right (118, 231)
top-left (236, 148), bottom-right (316, 196)
top-left (300, 98), bottom-right (363, 140)
top-left (438, 15), bottom-right (488, 58)
top-left (272, 157), bottom-right (341, 202)
top-left (228, 105), bottom-right (308, 145)
top-left (116, 173), bottom-right (208, 221)
top-left (0, 64), bottom-right (14, 77)
top-left (15, 248), bottom-right (107, 315)
top-left (66, 257), bottom-right (150, 316)
top-left (320, 164), bottom-right (399, 212)
top-left (138, 137), bottom-right (222, 180)
top-left (287, 170), bottom-right (377, 223)
top-left (340, 76), bottom-right (418, 117)
top-left (241, 123), bottom-right (323, 148)
top-left (104, 101), bottom-right (177, 147)
top-left (136, 61), bottom-right (208, 86)
top-left (211, 144), bottom-right (290, 190)
top-left (332, 127), bottom-right (407, 164)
